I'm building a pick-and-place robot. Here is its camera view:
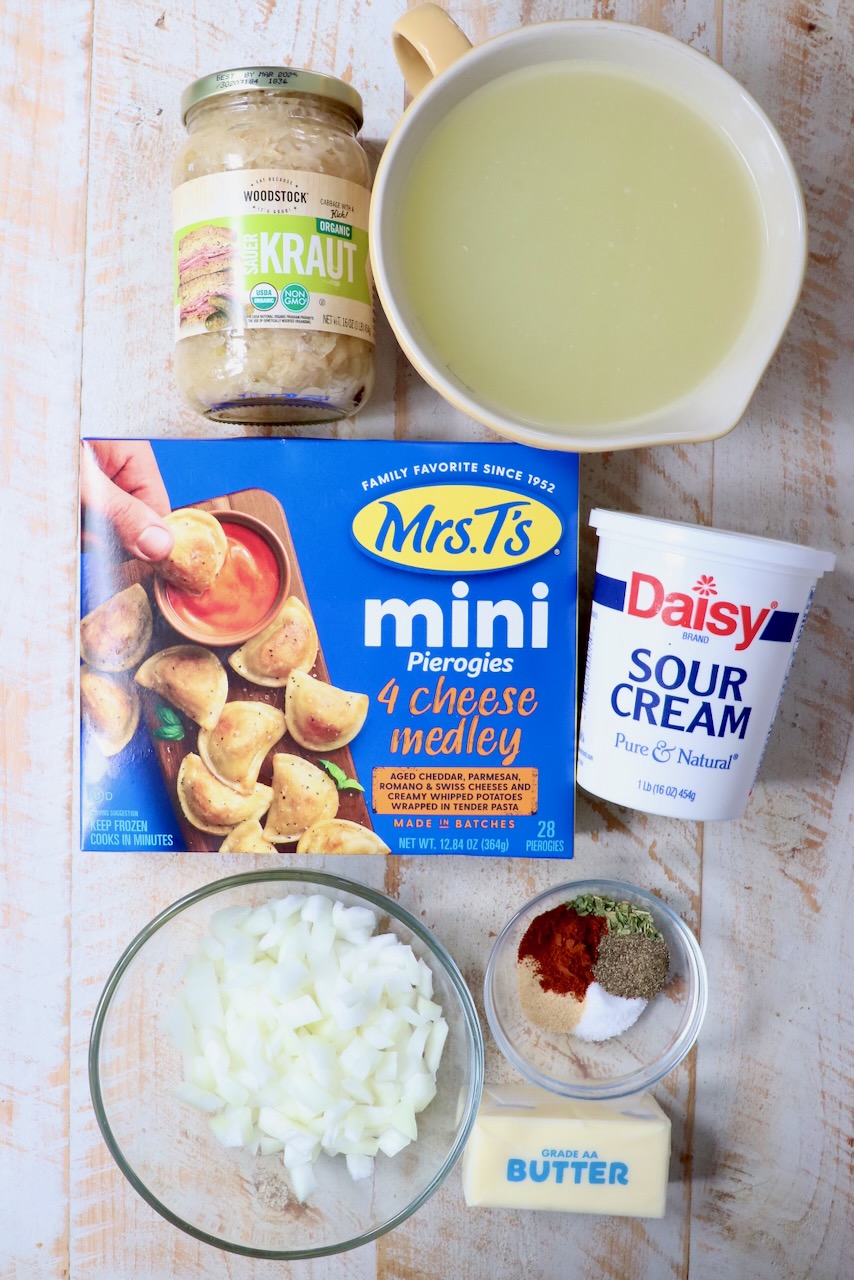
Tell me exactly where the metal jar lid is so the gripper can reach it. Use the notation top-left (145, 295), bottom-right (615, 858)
top-left (181, 66), bottom-right (364, 128)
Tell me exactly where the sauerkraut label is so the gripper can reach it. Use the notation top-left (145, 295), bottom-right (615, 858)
top-left (173, 169), bottom-right (374, 343)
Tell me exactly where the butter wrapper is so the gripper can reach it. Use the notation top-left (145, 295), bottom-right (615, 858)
top-left (462, 1085), bottom-right (671, 1216)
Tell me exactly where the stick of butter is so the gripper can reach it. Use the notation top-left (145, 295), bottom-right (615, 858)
top-left (462, 1084), bottom-right (671, 1217)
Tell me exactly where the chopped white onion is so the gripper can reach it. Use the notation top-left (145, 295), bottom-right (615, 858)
top-left (346, 1152), bottom-right (374, 1181)
top-left (168, 892), bottom-right (448, 1202)
top-left (289, 1160), bottom-right (316, 1203)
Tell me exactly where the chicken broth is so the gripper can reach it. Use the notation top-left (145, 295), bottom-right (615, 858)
top-left (398, 61), bottom-right (764, 428)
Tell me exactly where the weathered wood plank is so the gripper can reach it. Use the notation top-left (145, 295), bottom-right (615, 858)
top-left (4, 0), bottom-right (853, 1276)
top-left (0, 0), bottom-right (92, 1276)
top-left (375, 3), bottom-right (721, 1278)
top-left (690, 0), bottom-right (854, 1274)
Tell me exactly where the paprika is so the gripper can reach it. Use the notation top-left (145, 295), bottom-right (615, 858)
top-left (517, 904), bottom-right (607, 1000)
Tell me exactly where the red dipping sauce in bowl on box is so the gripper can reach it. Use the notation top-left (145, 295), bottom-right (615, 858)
top-left (155, 511), bottom-right (290, 646)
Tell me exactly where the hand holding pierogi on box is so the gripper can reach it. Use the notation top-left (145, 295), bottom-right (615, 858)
top-left (79, 484), bottom-right (379, 855)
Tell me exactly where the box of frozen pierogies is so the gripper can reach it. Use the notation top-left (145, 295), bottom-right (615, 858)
top-left (78, 438), bottom-right (579, 856)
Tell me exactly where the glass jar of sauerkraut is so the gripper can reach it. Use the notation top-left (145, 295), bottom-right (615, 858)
top-left (173, 68), bottom-right (374, 425)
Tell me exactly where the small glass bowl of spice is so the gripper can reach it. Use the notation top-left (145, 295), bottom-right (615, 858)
top-left (484, 880), bottom-right (707, 1100)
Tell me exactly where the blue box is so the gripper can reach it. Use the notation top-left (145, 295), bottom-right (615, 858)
top-left (79, 439), bottom-right (578, 856)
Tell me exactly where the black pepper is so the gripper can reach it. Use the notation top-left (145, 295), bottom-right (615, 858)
top-left (593, 933), bottom-right (670, 1001)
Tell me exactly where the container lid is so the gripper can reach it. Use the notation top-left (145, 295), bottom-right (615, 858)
top-left (590, 509), bottom-right (836, 577)
top-left (181, 66), bottom-right (364, 128)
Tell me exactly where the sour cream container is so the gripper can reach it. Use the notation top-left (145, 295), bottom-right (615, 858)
top-left (577, 510), bottom-right (835, 820)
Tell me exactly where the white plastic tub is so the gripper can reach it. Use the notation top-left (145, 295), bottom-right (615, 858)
top-left (577, 510), bottom-right (835, 820)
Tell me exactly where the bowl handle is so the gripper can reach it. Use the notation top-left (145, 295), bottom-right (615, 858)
top-left (392, 3), bottom-right (473, 98)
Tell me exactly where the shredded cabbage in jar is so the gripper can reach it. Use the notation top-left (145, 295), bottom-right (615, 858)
top-left (174, 328), bottom-right (373, 424)
top-left (174, 92), bottom-right (374, 424)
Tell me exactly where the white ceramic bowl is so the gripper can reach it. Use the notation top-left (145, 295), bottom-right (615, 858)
top-left (371, 13), bottom-right (806, 451)
top-left (484, 878), bottom-right (707, 1099)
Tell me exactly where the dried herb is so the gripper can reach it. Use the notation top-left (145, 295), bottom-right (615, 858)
top-left (568, 893), bottom-right (663, 940)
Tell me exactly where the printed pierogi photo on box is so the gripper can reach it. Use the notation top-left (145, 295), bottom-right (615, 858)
top-left (78, 438), bottom-right (579, 856)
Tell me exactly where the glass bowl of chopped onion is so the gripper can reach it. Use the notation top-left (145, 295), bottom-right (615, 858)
top-left (89, 870), bottom-right (484, 1258)
top-left (484, 879), bottom-right (707, 1100)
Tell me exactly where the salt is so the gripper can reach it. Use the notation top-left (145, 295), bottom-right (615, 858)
top-left (574, 982), bottom-right (647, 1042)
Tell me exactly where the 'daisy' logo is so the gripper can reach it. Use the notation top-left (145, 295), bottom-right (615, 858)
top-left (351, 484), bottom-right (563, 573)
